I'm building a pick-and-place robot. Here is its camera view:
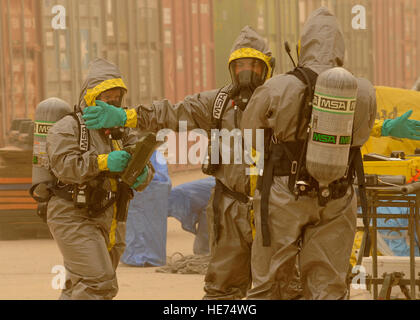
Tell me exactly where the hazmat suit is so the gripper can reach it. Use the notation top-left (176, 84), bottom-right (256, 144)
top-left (46, 58), bottom-right (153, 300)
top-left (138, 26), bottom-right (273, 300)
top-left (82, 26), bottom-right (275, 300)
top-left (240, 7), bottom-right (377, 300)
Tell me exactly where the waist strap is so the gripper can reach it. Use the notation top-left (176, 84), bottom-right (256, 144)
top-left (270, 141), bottom-right (305, 177)
top-left (258, 142), bottom-right (359, 247)
top-left (51, 182), bottom-right (118, 218)
top-left (257, 141), bottom-right (304, 247)
top-left (51, 184), bottom-right (74, 202)
top-left (216, 179), bottom-right (250, 204)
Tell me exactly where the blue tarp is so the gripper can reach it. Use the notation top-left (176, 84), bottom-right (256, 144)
top-left (376, 206), bottom-right (420, 257)
top-left (358, 203), bottom-right (420, 257)
top-left (121, 150), bottom-right (215, 266)
top-left (121, 151), bottom-right (172, 267)
top-left (168, 177), bottom-right (215, 255)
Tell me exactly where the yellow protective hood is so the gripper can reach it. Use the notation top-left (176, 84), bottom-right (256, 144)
top-left (78, 58), bottom-right (128, 109)
top-left (228, 26), bottom-right (273, 82)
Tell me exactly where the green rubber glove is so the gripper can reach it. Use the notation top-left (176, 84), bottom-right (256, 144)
top-left (131, 166), bottom-right (149, 190)
top-left (381, 110), bottom-right (420, 140)
top-left (107, 151), bottom-right (131, 172)
top-left (82, 100), bottom-right (127, 130)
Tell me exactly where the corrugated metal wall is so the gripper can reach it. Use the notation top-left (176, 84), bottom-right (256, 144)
top-left (1, 0), bottom-right (420, 145)
top-left (0, 0), bottom-right (43, 147)
top-left (297, 0), bottom-right (374, 82)
top-left (372, 0), bottom-right (420, 88)
top-left (213, 0), bottom-right (420, 90)
top-left (161, 0), bottom-right (215, 103)
top-left (0, 0), bottom-right (216, 158)
top-left (0, 0), bottom-right (168, 147)
top-left (214, 0), bottom-right (275, 86)
top-left (39, 0), bottom-right (165, 108)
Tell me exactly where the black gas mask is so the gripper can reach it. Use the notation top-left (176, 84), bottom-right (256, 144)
top-left (229, 58), bottom-right (267, 110)
top-left (108, 127), bottom-right (125, 140)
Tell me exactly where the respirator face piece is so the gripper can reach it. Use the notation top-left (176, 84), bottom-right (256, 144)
top-left (97, 87), bottom-right (127, 139)
top-left (229, 58), bottom-right (267, 110)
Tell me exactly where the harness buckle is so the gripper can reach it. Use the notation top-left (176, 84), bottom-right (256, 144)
top-left (291, 161), bottom-right (298, 174)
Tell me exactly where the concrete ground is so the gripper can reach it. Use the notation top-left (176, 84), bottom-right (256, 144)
top-left (0, 169), bottom-right (375, 300)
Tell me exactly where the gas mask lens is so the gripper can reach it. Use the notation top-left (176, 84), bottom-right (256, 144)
top-left (106, 93), bottom-right (125, 109)
top-left (229, 58), bottom-right (267, 87)
top-left (229, 58), bottom-right (268, 110)
top-left (107, 100), bottom-right (122, 108)
top-left (97, 88), bottom-right (126, 108)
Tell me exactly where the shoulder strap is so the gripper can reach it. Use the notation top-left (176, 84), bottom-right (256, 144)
top-left (352, 147), bottom-right (371, 258)
top-left (71, 105), bottom-right (90, 153)
top-left (286, 67), bottom-right (318, 89)
top-left (212, 85), bottom-right (232, 130)
top-left (286, 67), bottom-right (318, 141)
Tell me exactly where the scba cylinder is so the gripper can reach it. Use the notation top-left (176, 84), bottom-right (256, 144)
top-left (31, 98), bottom-right (71, 201)
top-left (306, 67), bottom-right (358, 190)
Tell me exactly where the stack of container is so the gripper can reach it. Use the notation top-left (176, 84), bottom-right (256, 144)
top-left (0, 0), bottom-right (43, 146)
top-left (1, 0), bottom-right (420, 151)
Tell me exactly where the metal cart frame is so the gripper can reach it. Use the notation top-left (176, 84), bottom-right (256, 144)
top-left (349, 182), bottom-right (420, 300)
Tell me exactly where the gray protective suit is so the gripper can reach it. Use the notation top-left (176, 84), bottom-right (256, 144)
top-left (135, 26), bottom-right (272, 299)
top-left (46, 58), bottom-right (150, 299)
top-left (241, 7), bottom-right (377, 300)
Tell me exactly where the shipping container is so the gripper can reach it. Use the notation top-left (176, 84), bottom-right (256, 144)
top-left (39, 0), bottom-right (165, 108)
top-left (334, 0), bottom-right (374, 81)
top-left (371, 0), bottom-right (420, 89)
top-left (213, 0), bottom-right (260, 87)
top-left (252, 0), bottom-right (301, 75)
top-left (297, 0), bottom-right (374, 82)
top-left (1, 0), bottom-right (216, 177)
top-left (160, 0), bottom-right (215, 103)
top-left (159, 0), bottom-right (216, 172)
top-left (0, 0), bottom-right (43, 146)
top-left (214, 0), bottom-right (420, 89)
top-left (214, 0), bottom-right (373, 86)
top-left (2, 0), bottom-right (419, 171)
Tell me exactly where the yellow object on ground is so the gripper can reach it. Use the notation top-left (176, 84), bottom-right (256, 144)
top-left (351, 86), bottom-right (420, 266)
top-left (363, 157), bottom-right (420, 181)
top-left (350, 231), bottom-right (385, 268)
top-left (362, 86), bottom-right (420, 157)
top-left (350, 231), bottom-right (364, 267)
